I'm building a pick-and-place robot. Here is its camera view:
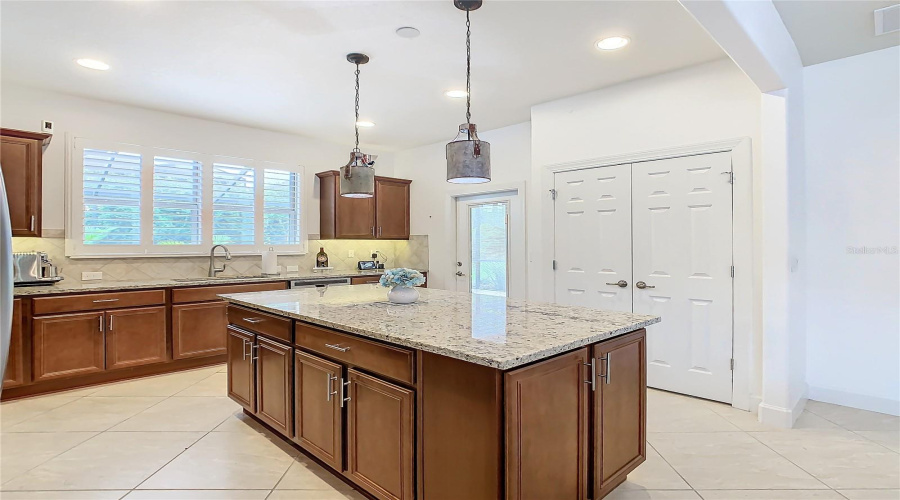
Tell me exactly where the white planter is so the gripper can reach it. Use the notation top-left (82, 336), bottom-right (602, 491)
top-left (388, 286), bottom-right (419, 304)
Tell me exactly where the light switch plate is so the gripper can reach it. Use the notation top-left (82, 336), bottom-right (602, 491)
top-left (286, 265), bottom-right (299, 272)
top-left (82, 271), bottom-right (103, 281)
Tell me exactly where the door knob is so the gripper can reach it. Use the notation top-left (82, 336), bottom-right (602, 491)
top-left (606, 280), bottom-right (628, 288)
top-left (635, 281), bottom-right (655, 289)
top-left (456, 271), bottom-right (465, 277)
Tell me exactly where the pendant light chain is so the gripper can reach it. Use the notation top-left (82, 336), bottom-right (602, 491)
top-left (354, 63), bottom-right (361, 152)
top-left (465, 9), bottom-right (472, 124)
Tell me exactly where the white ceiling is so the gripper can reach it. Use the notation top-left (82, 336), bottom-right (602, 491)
top-left (774, 0), bottom-right (900, 67)
top-left (0, 1), bottom-right (726, 150)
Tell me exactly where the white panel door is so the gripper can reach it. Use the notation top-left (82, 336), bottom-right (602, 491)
top-left (553, 164), bottom-right (633, 313)
top-left (632, 152), bottom-right (734, 403)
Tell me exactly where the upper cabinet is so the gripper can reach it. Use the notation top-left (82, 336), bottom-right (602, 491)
top-left (0, 128), bottom-right (51, 237)
top-left (316, 170), bottom-right (411, 240)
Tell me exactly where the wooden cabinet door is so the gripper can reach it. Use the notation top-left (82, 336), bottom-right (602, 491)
top-left (33, 312), bottom-right (105, 381)
top-left (374, 177), bottom-right (410, 240)
top-left (0, 132), bottom-right (43, 236)
top-left (226, 327), bottom-right (255, 412)
top-left (505, 348), bottom-right (589, 500)
top-left (346, 369), bottom-right (414, 500)
top-left (336, 194), bottom-right (376, 239)
top-left (255, 336), bottom-right (293, 437)
top-left (105, 306), bottom-right (167, 370)
top-left (172, 301), bottom-right (228, 359)
top-left (593, 330), bottom-right (647, 498)
top-left (294, 350), bottom-right (343, 470)
top-left (3, 299), bottom-right (25, 388)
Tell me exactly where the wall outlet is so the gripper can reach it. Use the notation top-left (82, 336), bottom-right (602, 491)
top-left (81, 271), bottom-right (103, 281)
top-left (348, 250), bottom-right (355, 258)
top-left (286, 265), bottom-right (299, 272)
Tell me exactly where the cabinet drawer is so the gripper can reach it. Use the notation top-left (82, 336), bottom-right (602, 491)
top-left (32, 290), bottom-right (165, 315)
top-left (296, 322), bottom-right (414, 385)
top-left (350, 276), bottom-right (382, 285)
top-left (228, 305), bottom-right (292, 343)
top-left (172, 281), bottom-right (287, 304)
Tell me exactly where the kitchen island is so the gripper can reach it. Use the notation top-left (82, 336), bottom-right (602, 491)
top-left (220, 286), bottom-right (660, 500)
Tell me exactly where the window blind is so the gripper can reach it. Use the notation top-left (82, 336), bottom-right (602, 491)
top-left (153, 156), bottom-right (202, 245)
top-left (212, 163), bottom-right (255, 245)
top-left (263, 169), bottom-right (301, 245)
top-left (82, 148), bottom-right (142, 245)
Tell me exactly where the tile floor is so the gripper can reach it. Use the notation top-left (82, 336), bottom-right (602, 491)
top-left (1, 365), bottom-right (897, 500)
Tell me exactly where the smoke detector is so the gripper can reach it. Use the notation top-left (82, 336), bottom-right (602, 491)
top-left (875, 5), bottom-right (899, 36)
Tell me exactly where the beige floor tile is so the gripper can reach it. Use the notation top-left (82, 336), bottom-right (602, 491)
top-left (173, 373), bottom-right (228, 397)
top-left (110, 396), bottom-right (239, 432)
top-left (275, 456), bottom-right (354, 491)
top-left (837, 490), bottom-right (900, 499)
top-left (138, 430), bottom-right (296, 490)
top-left (617, 445), bottom-right (691, 491)
top-left (752, 430), bottom-right (900, 489)
top-left (0, 491), bottom-right (128, 499)
top-left (0, 432), bottom-right (98, 484)
top-left (0, 431), bottom-right (203, 491)
top-left (216, 363), bottom-right (228, 373)
top-left (606, 489), bottom-right (702, 500)
top-left (712, 407), bottom-right (841, 432)
top-left (87, 370), bottom-right (217, 397)
top-left (697, 490), bottom-right (845, 499)
top-left (0, 395), bottom-right (80, 429)
top-left (267, 491), bottom-right (367, 500)
top-left (805, 401), bottom-right (900, 432)
top-left (854, 431), bottom-right (900, 452)
top-left (648, 392), bottom-right (741, 433)
top-left (6, 397), bottom-right (164, 432)
top-left (648, 432), bottom-right (826, 490)
top-left (213, 410), bottom-right (272, 435)
top-left (123, 490), bottom-right (270, 499)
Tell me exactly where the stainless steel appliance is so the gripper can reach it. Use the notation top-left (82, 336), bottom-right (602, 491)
top-left (13, 251), bottom-right (64, 286)
top-left (1, 168), bottom-right (12, 396)
top-left (289, 277), bottom-right (351, 289)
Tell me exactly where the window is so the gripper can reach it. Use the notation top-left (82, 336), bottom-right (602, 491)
top-left (67, 138), bottom-right (306, 257)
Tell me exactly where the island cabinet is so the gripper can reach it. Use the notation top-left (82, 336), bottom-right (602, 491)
top-left (317, 170), bottom-right (412, 240)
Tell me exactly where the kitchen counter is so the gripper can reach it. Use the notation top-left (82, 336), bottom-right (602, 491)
top-left (220, 285), bottom-right (659, 370)
top-left (12, 269), bottom-right (424, 297)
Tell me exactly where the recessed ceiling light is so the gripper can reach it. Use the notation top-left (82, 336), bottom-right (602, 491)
top-left (356, 120), bottom-right (375, 127)
top-left (75, 58), bottom-right (110, 70)
top-left (395, 26), bottom-right (420, 39)
top-left (596, 36), bottom-right (630, 51)
top-left (444, 90), bottom-right (468, 98)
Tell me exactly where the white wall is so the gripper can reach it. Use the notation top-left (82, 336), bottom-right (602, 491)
top-left (393, 122), bottom-right (531, 291)
top-left (804, 46), bottom-right (900, 416)
top-left (0, 83), bottom-right (395, 236)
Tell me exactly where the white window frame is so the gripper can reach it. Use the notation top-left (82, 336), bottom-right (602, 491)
top-left (66, 136), bottom-right (308, 258)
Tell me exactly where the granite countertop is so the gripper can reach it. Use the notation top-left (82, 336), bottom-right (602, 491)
top-left (219, 286), bottom-right (660, 370)
top-left (12, 269), bottom-right (425, 297)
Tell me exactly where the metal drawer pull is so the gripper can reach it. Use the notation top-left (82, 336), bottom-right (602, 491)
top-left (30, 215), bottom-right (35, 232)
top-left (583, 358), bottom-right (596, 391)
top-left (92, 299), bottom-right (119, 303)
top-left (326, 374), bottom-right (338, 402)
top-left (598, 353), bottom-right (612, 385)
top-left (241, 339), bottom-right (249, 360)
top-left (242, 317), bottom-right (264, 323)
top-left (340, 379), bottom-right (351, 407)
top-left (250, 344), bottom-right (259, 361)
top-left (99, 314), bottom-right (104, 333)
top-left (108, 314), bottom-right (113, 331)
top-left (325, 343), bottom-right (350, 352)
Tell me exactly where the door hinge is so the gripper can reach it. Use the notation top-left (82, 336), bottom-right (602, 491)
top-left (550, 188), bottom-right (557, 200)
top-left (722, 171), bottom-right (734, 184)
top-left (730, 358), bottom-right (735, 371)
top-left (552, 260), bottom-right (557, 270)
top-left (730, 265), bottom-right (734, 278)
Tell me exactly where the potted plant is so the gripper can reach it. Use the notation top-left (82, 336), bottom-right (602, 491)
top-left (379, 268), bottom-right (426, 304)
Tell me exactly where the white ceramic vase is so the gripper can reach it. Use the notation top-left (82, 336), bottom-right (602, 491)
top-left (388, 285), bottom-right (419, 304)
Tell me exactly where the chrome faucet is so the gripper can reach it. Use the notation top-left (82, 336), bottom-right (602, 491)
top-left (208, 245), bottom-right (232, 277)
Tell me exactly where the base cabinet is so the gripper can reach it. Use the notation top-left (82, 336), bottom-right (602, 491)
top-left (3, 299), bottom-right (25, 388)
top-left (227, 327), bottom-right (256, 412)
top-left (294, 350), bottom-right (343, 470)
top-left (173, 301), bottom-right (228, 359)
top-left (33, 312), bottom-right (105, 381)
top-left (346, 368), bottom-right (414, 500)
top-left (105, 306), bottom-right (167, 370)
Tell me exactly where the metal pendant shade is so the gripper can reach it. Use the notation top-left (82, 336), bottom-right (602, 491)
top-left (340, 53), bottom-right (375, 198)
top-left (447, 0), bottom-right (491, 184)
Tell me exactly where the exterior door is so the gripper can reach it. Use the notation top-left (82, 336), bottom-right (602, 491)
top-left (632, 152), bottom-right (734, 402)
top-left (226, 326), bottom-right (255, 412)
top-left (255, 336), bottom-right (293, 437)
top-left (505, 348), bottom-right (589, 500)
top-left (593, 330), bottom-right (647, 498)
top-left (346, 368), bottom-right (414, 500)
top-left (105, 306), bottom-right (167, 370)
top-left (294, 350), bottom-right (343, 470)
top-left (553, 164), bottom-right (633, 313)
top-left (33, 312), bottom-right (105, 381)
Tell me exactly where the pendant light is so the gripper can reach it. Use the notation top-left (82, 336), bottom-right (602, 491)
top-left (446, 0), bottom-right (490, 184)
top-left (340, 53), bottom-right (377, 198)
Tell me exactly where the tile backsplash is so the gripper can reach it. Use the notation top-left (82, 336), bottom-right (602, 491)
top-left (12, 235), bottom-right (428, 283)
